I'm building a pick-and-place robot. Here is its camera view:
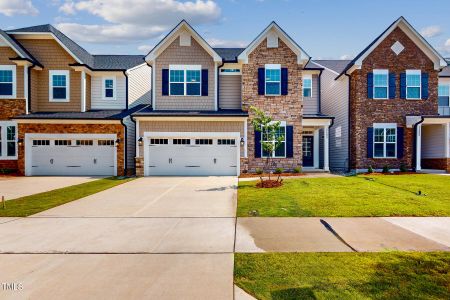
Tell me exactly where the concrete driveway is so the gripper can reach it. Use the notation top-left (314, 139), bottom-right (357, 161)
top-left (0, 176), bottom-right (100, 200)
top-left (0, 176), bottom-right (237, 300)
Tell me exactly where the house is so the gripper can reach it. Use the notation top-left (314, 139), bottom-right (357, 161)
top-left (133, 20), bottom-right (333, 176)
top-left (319, 17), bottom-right (449, 173)
top-left (0, 24), bottom-right (151, 176)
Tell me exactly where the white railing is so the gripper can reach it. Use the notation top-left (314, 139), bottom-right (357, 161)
top-left (438, 106), bottom-right (450, 116)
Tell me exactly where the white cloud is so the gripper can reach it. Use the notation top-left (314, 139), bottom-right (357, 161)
top-left (340, 54), bottom-right (353, 60)
top-left (137, 45), bottom-right (153, 53)
top-left (207, 38), bottom-right (247, 48)
top-left (0, 0), bottom-right (39, 16)
top-left (420, 25), bottom-right (442, 38)
top-left (59, 1), bottom-right (76, 15)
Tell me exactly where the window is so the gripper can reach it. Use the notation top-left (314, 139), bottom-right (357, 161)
top-left (220, 69), bottom-right (241, 74)
top-left (373, 124), bottom-right (396, 158)
top-left (49, 70), bottom-right (70, 102)
top-left (55, 140), bottom-right (72, 146)
top-left (173, 139), bottom-right (190, 145)
top-left (0, 66), bottom-right (15, 98)
top-left (150, 139), bottom-right (168, 145)
top-left (265, 64), bottom-right (281, 96)
top-left (76, 140), bottom-right (93, 146)
top-left (261, 122), bottom-right (286, 158)
top-left (438, 84), bottom-right (449, 107)
top-left (98, 140), bottom-right (114, 146)
top-left (32, 140), bottom-right (50, 146)
top-left (303, 75), bottom-right (312, 97)
top-left (0, 123), bottom-right (17, 158)
top-left (373, 69), bottom-right (388, 99)
top-left (406, 70), bottom-right (421, 99)
top-left (195, 139), bottom-right (213, 145)
top-left (169, 65), bottom-right (201, 96)
top-left (218, 139), bottom-right (236, 145)
top-left (103, 77), bottom-right (116, 100)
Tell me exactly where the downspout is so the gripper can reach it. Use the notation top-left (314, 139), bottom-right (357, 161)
top-left (345, 73), bottom-right (351, 172)
top-left (318, 69), bottom-right (323, 114)
top-left (123, 70), bottom-right (129, 110)
top-left (130, 115), bottom-right (137, 176)
top-left (413, 116), bottom-right (425, 171)
top-left (217, 60), bottom-right (225, 110)
top-left (120, 119), bottom-right (128, 176)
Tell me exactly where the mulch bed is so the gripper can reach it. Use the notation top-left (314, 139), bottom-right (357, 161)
top-left (364, 172), bottom-right (420, 176)
top-left (256, 180), bottom-right (283, 188)
top-left (240, 173), bottom-right (305, 178)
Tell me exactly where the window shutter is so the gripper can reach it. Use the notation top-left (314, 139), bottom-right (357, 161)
top-left (201, 69), bottom-right (208, 96)
top-left (286, 125), bottom-right (294, 158)
top-left (254, 130), bottom-right (261, 158)
top-left (162, 69), bottom-right (169, 96)
top-left (421, 72), bottom-right (429, 100)
top-left (389, 73), bottom-right (396, 99)
top-left (400, 73), bottom-right (406, 99)
top-left (367, 73), bottom-right (373, 99)
top-left (258, 68), bottom-right (265, 95)
top-left (367, 127), bottom-right (374, 158)
top-left (281, 68), bottom-right (288, 95)
top-left (397, 127), bottom-right (404, 158)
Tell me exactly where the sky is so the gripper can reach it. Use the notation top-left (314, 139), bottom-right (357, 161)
top-left (1, 0), bottom-right (450, 59)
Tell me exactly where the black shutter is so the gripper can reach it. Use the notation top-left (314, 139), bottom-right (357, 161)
top-left (367, 127), bottom-right (374, 158)
top-left (389, 73), bottom-right (396, 99)
top-left (367, 73), bottom-right (373, 99)
top-left (397, 127), bottom-right (404, 158)
top-left (258, 68), bottom-right (265, 95)
top-left (286, 125), bottom-right (293, 158)
top-left (421, 72), bottom-right (429, 100)
top-left (254, 130), bottom-right (261, 158)
top-left (400, 73), bottom-right (406, 99)
top-left (162, 69), bottom-right (169, 96)
top-left (201, 69), bottom-right (208, 96)
top-left (281, 68), bottom-right (288, 95)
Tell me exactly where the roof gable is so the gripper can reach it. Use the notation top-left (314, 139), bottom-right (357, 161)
top-left (0, 29), bottom-right (40, 66)
top-left (145, 20), bottom-right (222, 63)
top-left (237, 21), bottom-right (310, 65)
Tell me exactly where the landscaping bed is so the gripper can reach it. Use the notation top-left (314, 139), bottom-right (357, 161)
top-left (235, 252), bottom-right (450, 300)
top-left (239, 172), bottom-right (305, 178)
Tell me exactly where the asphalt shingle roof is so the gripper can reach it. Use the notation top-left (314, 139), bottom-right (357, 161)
top-left (213, 48), bottom-right (245, 62)
top-left (133, 106), bottom-right (248, 117)
top-left (91, 55), bottom-right (145, 70)
top-left (304, 60), bottom-right (324, 70)
top-left (312, 60), bottom-right (352, 74)
top-left (0, 29), bottom-right (41, 66)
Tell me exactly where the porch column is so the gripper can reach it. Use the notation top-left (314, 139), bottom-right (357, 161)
top-left (416, 123), bottom-right (422, 171)
top-left (445, 123), bottom-right (450, 158)
top-left (313, 129), bottom-right (319, 169)
top-left (81, 71), bottom-right (86, 112)
top-left (323, 126), bottom-right (329, 171)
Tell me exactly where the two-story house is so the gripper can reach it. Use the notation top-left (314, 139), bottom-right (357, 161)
top-left (132, 21), bottom-right (333, 176)
top-left (0, 24), bottom-right (151, 176)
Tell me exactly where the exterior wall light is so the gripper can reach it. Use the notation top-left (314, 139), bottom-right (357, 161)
top-left (240, 137), bottom-right (245, 146)
top-left (138, 137), bottom-right (143, 147)
top-left (18, 138), bottom-right (24, 147)
top-left (115, 138), bottom-right (121, 147)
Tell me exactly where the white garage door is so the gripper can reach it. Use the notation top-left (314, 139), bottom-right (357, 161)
top-left (145, 136), bottom-right (239, 176)
top-left (28, 136), bottom-right (116, 176)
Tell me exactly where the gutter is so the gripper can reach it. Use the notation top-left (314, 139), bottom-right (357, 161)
top-left (318, 69), bottom-right (323, 114)
top-left (413, 116), bottom-right (425, 171)
top-left (120, 118), bottom-right (128, 176)
top-left (130, 115), bottom-right (137, 176)
top-left (217, 60), bottom-right (225, 110)
top-left (123, 70), bottom-right (129, 110)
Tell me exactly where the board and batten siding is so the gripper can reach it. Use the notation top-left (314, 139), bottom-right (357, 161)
top-left (303, 74), bottom-right (320, 114)
top-left (128, 64), bottom-right (152, 108)
top-left (422, 124), bottom-right (447, 158)
top-left (320, 68), bottom-right (350, 171)
top-left (90, 74), bottom-right (126, 110)
top-left (219, 75), bottom-right (241, 109)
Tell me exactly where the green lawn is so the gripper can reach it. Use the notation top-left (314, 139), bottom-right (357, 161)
top-left (235, 252), bottom-right (450, 300)
top-left (238, 175), bottom-right (450, 217)
top-left (0, 177), bottom-right (134, 217)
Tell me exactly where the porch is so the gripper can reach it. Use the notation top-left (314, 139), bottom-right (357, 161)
top-left (302, 116), bottom-right (334, 172)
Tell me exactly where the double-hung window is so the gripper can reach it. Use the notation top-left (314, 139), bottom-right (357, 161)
top-left (438, 84), bottom-right (449, 107)
top-left (265, 64), bottom-right (281, 96)
top-left (303, 74), bottom-right (312, 97)
top-left (169, 65), bottom-right (201, 96)
top-left (373, 124), bottom-right (396, 158)
top-left (49, 70), bottom-right (70, 102)
top-left (103, 77), bottom-right (116, 100)
top-left (406, 70), bottom-right (421, 99)
top-left (262, 121), bottom-right (286, 158)
top-left (373, 69), bottom-right (388, 99)
top-left (0, 66), bottom-right (16, 98)
top-left (0, 122), bottom-right (17, 159)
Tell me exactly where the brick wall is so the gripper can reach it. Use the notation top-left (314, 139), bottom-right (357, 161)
top-left (241, 38), bottom-right (303, 172)
top-left (422, 158), bottom-right (450, 172)
top-left (350, 27), bottom-right (439, 170)
top-left (17, 123), bottom-right (125, 176)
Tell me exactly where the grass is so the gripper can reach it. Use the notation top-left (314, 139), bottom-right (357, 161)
top-left (0, 177), bottom-right (134, 217)
top-left (237, 174), bottom-right (450, 217)
top-left (235, 252), bottom-right (450, 300)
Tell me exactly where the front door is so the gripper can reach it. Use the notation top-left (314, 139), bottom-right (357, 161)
top-left (302, 136), bottom-right (314, 167)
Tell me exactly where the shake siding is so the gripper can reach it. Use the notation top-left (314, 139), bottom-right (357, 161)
top-left (154, 36), bottom-right (215, 110)
top-left (18, 39), bottom-right (81, 112)
top-left (219, 75), bottom-right (241, 109)
top-left (128, 64), bottom-right (152, 108)
top-left (91, 74), bottom-right (126, 109)
top-left (0, 47), bottom-right (24, 99)
top-left (320, 68), bottom-right (350, 170)
top-left (422, 125), bottom-right (446, 158)
top-left (303, 74), bottom-right (319, 114)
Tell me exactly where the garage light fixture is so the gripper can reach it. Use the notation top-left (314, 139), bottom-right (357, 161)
top-left (115, 138), bottom-right (121, 147)
top-left (18, 138), bottom-right (24, 147)
top-left (138, 137), bottom-right (143, 146)
top-left (240, 137), bottom-right (245, 146)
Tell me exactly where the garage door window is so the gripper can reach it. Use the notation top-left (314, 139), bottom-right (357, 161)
top-left (150, 139), bottom-right (168, 145)
top-left (32, 140), bottom-right (50, 146)
top-left (55, 140), bottom-right (72, 146)
top-left (76, 140), bottom-right (93, 146)
top-left (173, 139), bottom-right (190, 145)
top-left (195, 139), bottom-right (213, 145)
top-left (218, 139), bottom-right (236, 145)
top-left (98, 140), bottom-right (114, 146)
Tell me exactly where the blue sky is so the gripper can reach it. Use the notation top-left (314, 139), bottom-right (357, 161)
top-left (1, 0), bottom-right (450, 59)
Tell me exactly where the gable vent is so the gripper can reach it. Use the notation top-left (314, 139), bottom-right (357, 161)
top-left (391, 41), bottom-right (404, 55)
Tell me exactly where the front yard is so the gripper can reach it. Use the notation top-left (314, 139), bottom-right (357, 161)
top-left (238, 174), bottom-right (450, 217)
top-left (234, 252), bottom-right (450, 300)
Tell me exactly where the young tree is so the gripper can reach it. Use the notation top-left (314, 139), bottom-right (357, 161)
top-left (250, 106), bottom-right (285, 183)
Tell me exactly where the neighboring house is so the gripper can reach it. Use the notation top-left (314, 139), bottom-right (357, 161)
top-left (0, 24), bottom-right (151, 176)
top-left (133, 21), bottom-right (332, 176)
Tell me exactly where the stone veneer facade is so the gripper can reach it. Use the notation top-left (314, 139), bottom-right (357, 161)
top-left (241, 38), bottom-right (303, 173)
top-left (349, 27), bottom-right (439, 171)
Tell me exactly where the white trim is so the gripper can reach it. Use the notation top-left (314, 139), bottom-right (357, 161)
top-left (214, 62), bottom-right (218, 111)
top-left (136, 120), bottom-right (140, 158)
top-left (445, 123), bottom-right (450, 158)
top-left (261, 121), bottom-right (287, 158)
top-left (168, 65), bottom-right (201, 96)
top-left (302, 118), bottom-right (333, 127)
top-left (244, 118), bottom-right (248, 158)
top-left (151, 62), bottom-right (156, 109)
top-left (133, 116), bottom-right (247, 122)
top-left (0, 121), bottom-right (18, 160)
top-left (0, 65), bottom-right (16, 99)
top-left (406, 69), bottom-right (422, 100)
top-left (102, 76), bottom-right (117, 100)
top-left (313, 129), bottom-right (319, 169)
top-left (24, 65), bottom-right (29, 114)
top-left (303, 74), bottom-right (313, 98)
top-left (0, 35), bottom-right (26, 59)
top-left (81, 71), bottom-right (86, 112)
top-left (49, 70), bottom-right (70, 102)
top-left (373, 69), bottom-right (389, 100)
top-left (264, 65), bottom-right (281, 96)
top-left (373, 123), bottom-right (397, 159)
top-left (416, 123), bottom-right (422, 170)
top-left (323, 126), bottom-right (330, 171)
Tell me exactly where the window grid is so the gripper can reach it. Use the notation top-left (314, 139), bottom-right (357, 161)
top-left (104, 79), bottom-right (114, 99)
top-left (169, 67), bottom-right (201, 96)
top-left (173, 139), bottom-right (191, 145)
top-left (303, 78), bottom-right (312, 98)
top-left (373, 70), bottom-right (388, 99)
top-left (76, 140), bottom-right (94, 146)
top-left (0, 69), bottom-right (14, 97)
top-left (218, 139), bottom-right (236, 145)
top-left (98, 140), bottom-right (115, 146)
top-left (374, 127), bottom-right (396, 158)
top-left (55, 140), bottom-right (72, 146)
top-left (50, 71), bottom-right (69, 101)
top-left (265, 67), bottom-right (281, 96)
top-left (33, 140), bottom-right (50, 146)
top-left (438, 84), bottom-right (450, 107)
top-left (150, 139), bottom-right (168, 145)
top-left (406, 71), bottom-right (421, 99)
top-left (262, 124), bottom-right (286, 158)
top-left (195, 139), bottom-right (213, 145)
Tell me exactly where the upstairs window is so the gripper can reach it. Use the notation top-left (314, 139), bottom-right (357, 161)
top-left (169, 65), bottom-right (201, 96)
top-left (103, 77), bottom-right (116, 100)
top-left (0, 122), bottom-right (17, 158)
top-left (265, 64), bottom-right (281, 96)
top-left (373, 69), bottom-right (388, 99)
top-left (50, 70), bottom-right (70, 102)
top-left (406, 70), bottom-right (421, 99)
top-left (438, 84), bottom-right (449, 107)
top-left (0, 66), bottom-right (15, 98)
top-left (374, 124), bottom-right (396, 158)
top-left (303, 75), bottom-right (312, 97)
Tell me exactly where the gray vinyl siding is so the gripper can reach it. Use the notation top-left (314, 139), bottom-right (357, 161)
top-left (422, 124), bottom-right (447, 158)
top-left (128, 64), bottom-right (152, 108)
top-left (219, 75), bottom-right (241, 109)
top-left (320, 68), bottom-right (350, 171)
top-left (303, 74), bottom-right (319, 114)
top-left (123, 116), bottom-right (136, 170)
